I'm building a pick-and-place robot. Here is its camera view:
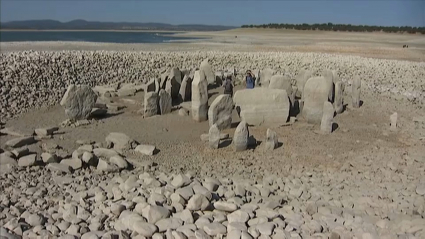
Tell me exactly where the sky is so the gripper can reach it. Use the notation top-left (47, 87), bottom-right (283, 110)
top-left (1, 0), bottom-right (424, 27)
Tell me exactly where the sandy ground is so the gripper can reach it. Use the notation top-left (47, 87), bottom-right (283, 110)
top-left (1, 28), bottom-right (425, 61)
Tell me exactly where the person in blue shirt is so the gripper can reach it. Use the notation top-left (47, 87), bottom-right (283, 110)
top-left (245, 70), bottom-right (256, 89)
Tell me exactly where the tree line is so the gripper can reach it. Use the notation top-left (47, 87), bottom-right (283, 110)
top-left (241, 23), bottom-right (425, 34)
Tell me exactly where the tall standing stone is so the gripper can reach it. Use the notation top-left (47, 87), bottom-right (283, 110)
top-left (352, 76), bottom-right (361, 108)
top-left (60, 84), bottom-right (97, 121)
top-left (191, 70), bottom-right (208, 122)
top-left (334, 81), bottom-right (344, 114)
top-left (269, 74), bottom-right (294, 106)
top-left (179, 75), bottom-right (192, 102)
top-left (302, 77), bottom-right (333, 124)
top-left (208, 94), bottom-right (233, 130)
top-left (200, 59), bottom-right (215, 85)
top-left (322, 70), bottom-right (335, 101)
top-left (209, 124), bottom-right (220, 149)
top-left (263, 129), bottom-right (278, 151)
top-left (233, 121), bottom-right (249, 152)
top-left (320, 102), bottom-right (334, 134)
top-left (259, 68), bottom-right (274, 87)
top-left (144, 92), bottom-right (158, 118)
top-left (159, 89), bottom-right (172, 115)
top-left (296, 69), bottom-right (314, 98)
top-left (145, 78), bottom-right (160, 93)
top-left (168, 67), bottom-right (182, 99)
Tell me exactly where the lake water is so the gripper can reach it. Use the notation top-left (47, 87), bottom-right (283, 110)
top-left (0, 31), bottom-right (200, 43)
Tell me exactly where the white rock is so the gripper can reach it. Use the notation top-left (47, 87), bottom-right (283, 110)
top-left (208, 94), bottom-right (233, 130)
top-left (203, 222), bottom-right (227, 236)
top-left (191, 70), bottom-right (208, 122)
top-left (135, 144), bottom-right (157, 156)
top-left (60, 84), bottom-right (97, 121)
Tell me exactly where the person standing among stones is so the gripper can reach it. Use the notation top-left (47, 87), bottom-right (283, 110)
top-left (245, 70), bottom-right (256, 89)
top-left (222, 75), bottom-right (234, 96)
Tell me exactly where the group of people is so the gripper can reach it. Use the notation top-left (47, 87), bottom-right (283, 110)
top-left (222, 70), bottom-right (256, 96)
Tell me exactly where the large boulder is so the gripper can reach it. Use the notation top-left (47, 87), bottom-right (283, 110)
top-left (200, 59), bottom-right (215, 85)
top-left (60, 84), bottom-right (98, 121)
top-left (302, 77), bottom-right (332, 124)
top-left (144, 92), bottom-right (158, 118)
top-left (191, 70), bottom-right (208, 122)
top-left (105, 132), bottom-right (137, 151)
top-left (269, 75), bottom-right (294, 106)
top-left (208, 94), bottom-right (233, 130)
top-left (296, 69), bottom-right (314, 98)
top-left (233, 88), bottom-right (290, 127)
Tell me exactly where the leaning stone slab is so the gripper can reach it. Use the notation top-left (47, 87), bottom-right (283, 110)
top-left (60, 84), bottom-right (98, 121)
top-left (233, 121), bottom-right (249, 152)
top-left (302, 77), bottom-right (333, 124)
top-left (93, 148), bottom-right (119, 159)
top-left (5, 136), bottom-right (36, 148)
top-left (179, 75), bottom-right (192, 102)
top-left (208, 94), bottom-right (233, 130)
top-left (191, 70), bottom-right (208, 122)
top-left (145, 78), bottom-right (160, 93)
top-left (159, 89), bottom-right (172, 115)
top-left (200, 59), bottom-right (215, 85)
top-left (144, 92), bottom-right (159, 118)
top-left (233, 88), bottom-right (290, 127)
top-left (105, 132), bottom-right (137, 151)
top-left (0, 127), bottom-right (33, 137)
top-left (135, 145), bottom-right (157, 156)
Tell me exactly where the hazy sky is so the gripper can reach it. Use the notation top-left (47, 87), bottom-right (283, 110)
top-left (1, 1), bottom-right (424, 27)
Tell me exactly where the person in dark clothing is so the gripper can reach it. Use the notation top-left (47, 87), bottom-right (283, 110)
top-left (223, 75), bottom-right (234, 96)
top-left (245, 70), bottom-right (256, 89)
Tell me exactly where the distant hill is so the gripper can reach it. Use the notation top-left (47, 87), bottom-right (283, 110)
top-left (0, 19), bottom-right (237, 31)
top-left (242, 23), bottom-right (425, 34)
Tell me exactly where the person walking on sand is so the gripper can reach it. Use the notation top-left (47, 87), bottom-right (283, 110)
top-left (223, 74), bottom-right (234, 96)
top-left (245, 70), bottom-right (256, 89)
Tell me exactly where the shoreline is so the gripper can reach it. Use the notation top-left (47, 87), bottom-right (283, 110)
top-left (0, 29), bottom-right (188, 33)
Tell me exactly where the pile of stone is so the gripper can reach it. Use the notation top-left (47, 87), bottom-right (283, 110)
top-left (0, 145), bottom-right (424, 238)
top-left (1, 131), bottom-right (157, 173)
top-left (1, 50), bottom-right (423, 120)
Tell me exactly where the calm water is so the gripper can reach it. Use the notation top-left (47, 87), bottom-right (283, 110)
top-left (0, 31), bottom-right (200, 43)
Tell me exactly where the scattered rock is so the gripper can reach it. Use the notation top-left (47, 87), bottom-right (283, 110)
top-left (263, 128), bottom-right (278, 151)
top-left (208, 124), bottom-right (220, 149)
top-left (135, 145), bottom-right (157, 156)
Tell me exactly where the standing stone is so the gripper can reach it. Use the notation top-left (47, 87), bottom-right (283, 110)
top-left (259, 68), bottom-right (274, 87)
top-left (296, 69), bottom-right (314, 98)
top-left (322, 70), bottom-right (335, 101)
top-left (191, 71), bottom-right (208, 122)
top-left (145, 78), bottom-right (160, 93)
top-left (334, 81), bottom-right (344, 114)
top-left (233, 121), bottom-right (249, 152)
top-left (208, 94), bottom-right (233, 130)
top-left (179, 75), bottom-right (192, 102)
top-left (263, 129), bottom-right (278, 151)
top-left (159, 90), bottom-right (172, 115)
top-left (302, 77), bottom-right (332, 124)
top-left (60, 84), bottom-right (98, 121)
top-left (200, 59), bottom-right (215, 85)
top-left (167, 68), bottom-right (182, 99)
top-left (269, 75), bottom-right (294, 106)
top-left (209, 124), bottom-right (220, 149)
top-left (390, 112), bottom-right (398, 131)
top-left (144, 92), bottom-right (158, 118)
top-left (352, 76), bottom-right (361, 108)
top-left (233, 88), bottom-right (290, 127)
top-left (320, 102), bottom-right (334, 134)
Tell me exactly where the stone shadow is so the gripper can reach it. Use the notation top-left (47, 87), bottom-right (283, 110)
top-left (332, 122), bottom-right (339, 132)
top-left (219, 139), bottom-right (232, 148)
